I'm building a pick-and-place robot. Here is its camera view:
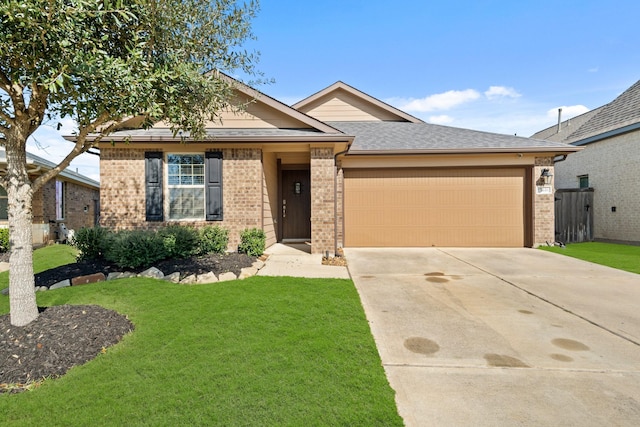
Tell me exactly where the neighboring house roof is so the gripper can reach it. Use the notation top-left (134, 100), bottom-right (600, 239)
top-left (530, 107), bottom-right (604, 143)
top-left (331, 121), bottom-right (579, 154)
top-left (294, 81), bottom-right (424, 124)
top-left (0, 147), bottom-right (99, 188)
top-left (532, 79), bottom-right (640, 145)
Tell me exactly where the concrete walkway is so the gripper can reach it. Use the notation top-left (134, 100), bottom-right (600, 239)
top-left (258, 243), bottom-right (350, 279)
top-left (345, 247), bottom-right (640, 426)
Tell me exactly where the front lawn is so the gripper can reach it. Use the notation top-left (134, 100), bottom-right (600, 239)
top-left (540, 242), bottom-right (640, 274)
top-left (0, 251), bottom-right (401, 425)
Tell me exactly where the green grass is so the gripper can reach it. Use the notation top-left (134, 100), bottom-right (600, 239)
top-left (0, 244), bottom-right (78, 289)
top-left (540, 242), bottom-right (640, 274)
top-left (0, 248), bottom-right (402, 426)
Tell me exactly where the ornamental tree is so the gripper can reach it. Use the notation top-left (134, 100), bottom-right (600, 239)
top-left (0, 0), bottom-right (260, 326)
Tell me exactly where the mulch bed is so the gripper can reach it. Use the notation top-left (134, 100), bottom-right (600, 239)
top-left (0, 251), bottom-right (257, 393)
top-left (34, 252), bottom-right (256, 288)
top-left (1, 305), bottom-right (133, 393)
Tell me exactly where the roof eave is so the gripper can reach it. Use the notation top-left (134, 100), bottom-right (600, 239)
top-left (571, 122), bottom-right (640, 146)
top-left (84, 134), bottom-right (355, 144)
top-left (346, 146), bottom-right (582, 156)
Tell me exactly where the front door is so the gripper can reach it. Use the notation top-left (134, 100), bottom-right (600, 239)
top-left (281, 169), bottom-right (311, 240)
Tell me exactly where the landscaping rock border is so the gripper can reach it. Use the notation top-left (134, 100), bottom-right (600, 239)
top-left (1, 258), bottom-right (268, 295)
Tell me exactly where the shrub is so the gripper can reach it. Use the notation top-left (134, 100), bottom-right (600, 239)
top-left (72, 226), bottom-right (111, 260)
top-left (0, 228), bottom-right (8, 253)
top-left (158, 224), bottom-right (199, 259)
top-left (198, 225), bottom-right (229, 255)
top-left (238, 228), bottom-right (265, 257)
top-left (105, 230), bottom-right (168, 269)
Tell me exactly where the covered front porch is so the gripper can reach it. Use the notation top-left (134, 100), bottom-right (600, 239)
top-left (262, 145), bottom-right (340, 256)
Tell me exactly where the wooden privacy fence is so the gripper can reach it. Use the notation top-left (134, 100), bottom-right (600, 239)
top-left (554, 188), bottom-right (594, 244)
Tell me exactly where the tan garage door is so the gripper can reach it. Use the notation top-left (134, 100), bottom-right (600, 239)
top-left (344, 168), bottom-right (526, 247)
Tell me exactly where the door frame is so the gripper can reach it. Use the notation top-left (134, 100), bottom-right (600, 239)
top-left (277, 162), bottom-right (311, 242)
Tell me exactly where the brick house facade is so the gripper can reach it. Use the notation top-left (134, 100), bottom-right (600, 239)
top-left (532, 79), bottom-right (640, 244)
top-left (89, 77), bottom-right (577, 253)
top-left (0, 148), bottom-right (99, 245)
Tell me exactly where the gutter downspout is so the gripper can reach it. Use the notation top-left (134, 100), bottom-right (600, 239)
top-left (553, 154), bottom-right (567, 163)
top-left (334, 147), bottom-right (350, 256)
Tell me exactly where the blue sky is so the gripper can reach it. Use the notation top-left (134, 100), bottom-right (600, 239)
top-left (30, 0), bottom-right (640, 181)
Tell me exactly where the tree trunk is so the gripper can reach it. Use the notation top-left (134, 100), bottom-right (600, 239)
top-left (5, 133), bottom-right (39, 326)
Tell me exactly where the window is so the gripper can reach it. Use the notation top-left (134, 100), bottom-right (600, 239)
top-left (0, 186), bottom-right (7, 220)
top-left (55, 180), bottom-right (65, 220)
top-left (167, 154), bottom-right (205, 220)
top-left (145, 151), bottom-right (222, 222)
top-left (578, 175), bottom-right (589, 189)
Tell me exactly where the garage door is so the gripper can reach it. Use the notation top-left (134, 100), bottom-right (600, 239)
top-left (344, 168), bottom-right (526, 247)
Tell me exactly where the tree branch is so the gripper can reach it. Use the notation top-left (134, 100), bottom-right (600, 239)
top-left (26, 82), bottom-right (48, 134)
top-left (0, 68), bottom-right (12, 93)
top-left (32, 111), bottom-right (110, 192)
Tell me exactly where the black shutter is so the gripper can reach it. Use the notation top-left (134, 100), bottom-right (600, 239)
top-left (145, 152), bottom-right (164, 221)
top-left (205, 151), bottom-right (223, 221)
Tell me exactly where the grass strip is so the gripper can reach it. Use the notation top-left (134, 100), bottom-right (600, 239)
top-left (540, 242), bottom-right (640, 274)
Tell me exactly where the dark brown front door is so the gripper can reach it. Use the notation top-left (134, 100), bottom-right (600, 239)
top-left (281, 169), bottom-right (311, 240)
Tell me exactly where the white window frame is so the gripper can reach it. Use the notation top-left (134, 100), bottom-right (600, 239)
top-left (165, 153), bottom-right (206, 220)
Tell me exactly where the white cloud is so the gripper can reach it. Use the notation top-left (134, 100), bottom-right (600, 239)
top-left (546, 105), bottom-right (590, 121)
top-left (392, 89), bottom-right (481, 112)
top-left (428, 115), bottom-right (454, 125)
top-left (485, 86), bottom-right (521, 100)
top-left (27, 122), bottom-right (100, 182)
top-left (588, 67), bottom-right (599, 73)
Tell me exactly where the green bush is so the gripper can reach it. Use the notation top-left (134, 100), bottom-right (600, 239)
top-left (158, 224), bottom-right (199, 259)
top-left (0, 228), bottom-right (9, 253)
top-left (72, 226), bottom-right (111, 260)
top-left (105, 230), bottom-right (168, 269)
top-left (238, 228), bottom-right (265, 257)
top-left (199, 225), bottom-right (229, 254)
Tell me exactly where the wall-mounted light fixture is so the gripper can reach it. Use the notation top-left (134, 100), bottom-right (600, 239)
top-left (294, 181), bottom-right (302, 195)
top-left (540, 168), bottom-right (553, 185)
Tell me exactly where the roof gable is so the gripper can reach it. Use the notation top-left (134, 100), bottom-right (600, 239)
top-left (293, 82), bottom-right (423, 123)
top-left (112, 74), bottom-right (342, 136)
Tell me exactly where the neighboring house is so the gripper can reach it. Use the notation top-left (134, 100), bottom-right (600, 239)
top-left (532, 80), bottom-right (640, 244)
top-left (77, 77), bottom-right (577, 255)
top-left (0, 148), bottom-right (100, 245)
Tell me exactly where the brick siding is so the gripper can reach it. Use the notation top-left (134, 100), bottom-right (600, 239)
top-left (554, 132), bottom-right (640, 242)
top-left (99, 146), bottom-right (263, 251)
top-left (533, 157), bottom-right (555, 245)
top-left (32, 178), bottom-right (98, 241)
top-left (310, 147), bottom-right (335, 255)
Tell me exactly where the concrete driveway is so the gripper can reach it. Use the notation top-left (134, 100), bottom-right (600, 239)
top-left (344, 248), bottom-right (640, 426)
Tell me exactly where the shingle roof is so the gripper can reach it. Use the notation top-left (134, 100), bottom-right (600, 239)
top-left (91, 127), bottom-right (353, 143)
top-left (330, 121), bottom-right (578, 153)
top-left (530, 107), bottom-right (604, 143)
top-left (564, 80), bottom-right (640, 143)
top-left (0, 148), bottom-right (99, 188)
top-left (532, 80), bottom-right (640, 145)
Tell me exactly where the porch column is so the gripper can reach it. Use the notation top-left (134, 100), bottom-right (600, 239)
top-left (534, 156), bottom-right (555, 246)
top-left (310, 147), bottom-right (335, 256)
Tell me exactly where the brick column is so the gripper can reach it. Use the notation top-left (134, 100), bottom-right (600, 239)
top-left (310, 147), bottom-right (335, 255)
top-left (534, 157), bottom-right (555, 245)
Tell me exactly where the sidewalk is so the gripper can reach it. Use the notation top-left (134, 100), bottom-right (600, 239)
top-left (258, 243), bottom-right (350, 279)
